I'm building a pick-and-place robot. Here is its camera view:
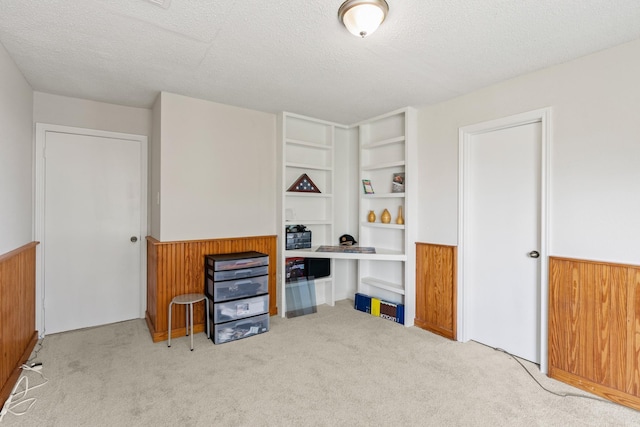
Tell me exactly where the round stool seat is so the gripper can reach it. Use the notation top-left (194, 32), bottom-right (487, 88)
top-left (172, 293), bottom-right (207, 305)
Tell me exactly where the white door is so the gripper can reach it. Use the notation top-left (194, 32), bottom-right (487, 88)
top-left (465, 122), bottom-right (542, 363)
top-left (40, 128), bottom-right (144, 334)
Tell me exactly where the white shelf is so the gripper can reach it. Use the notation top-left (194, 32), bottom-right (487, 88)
top-left (362, 136), bottom-right (405, 149)
top-left (361, 277), bottom-right (405, 295)
top-left (286, 138), bottom-right (332, 150)
top-left (361, 222), bottom-right (405, 230)
top-left (362, 193), bottom-right (405, 199)
top-left (361, 160), bottom-right (405, 171)
top-left (286, 162), bottom-right (332, 171)
top-left (286, 192), bottom-right (333, 198)
top-left (284, 220), bottom-right (332, 226)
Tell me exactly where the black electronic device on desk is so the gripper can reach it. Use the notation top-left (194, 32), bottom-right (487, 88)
top-left (285, 224), bottom-right (312, 250)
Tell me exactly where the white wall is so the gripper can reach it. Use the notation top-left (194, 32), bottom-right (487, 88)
top-left (33, 92), bottom-right (152, 136)
top-left (158, 92), bottom-right (276, 241)
top-left (0, 42), bottom-right (33, 255)
top-left (334, 126), bottom-right (359, 300)
top-left (417, 38), bottom-right (640, 265)
top-left (150, 95), bottom-right (162, 238)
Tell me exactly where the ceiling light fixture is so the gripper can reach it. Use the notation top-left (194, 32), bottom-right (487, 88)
top-left (338, 0), bottom-right (389, 38)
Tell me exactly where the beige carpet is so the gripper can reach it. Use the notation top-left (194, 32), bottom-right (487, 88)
top-left (2, 300), bottom-right (639, 426)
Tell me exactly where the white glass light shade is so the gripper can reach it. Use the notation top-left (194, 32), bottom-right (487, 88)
top-left (339, 0), bottom-right (389, 38)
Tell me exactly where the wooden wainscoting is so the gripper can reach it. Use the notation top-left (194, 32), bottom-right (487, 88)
top-left (146, 235), bottom-right (277, 343)
top-left (0, 242), bottom-right (39, 406)
top-left (549, 256), bottom-right (640, 410)
top-left (415, 243), bottom-right (457, 340)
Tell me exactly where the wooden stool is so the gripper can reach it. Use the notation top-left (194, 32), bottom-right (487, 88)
top-left (167, 293), bottom-right (210, 350)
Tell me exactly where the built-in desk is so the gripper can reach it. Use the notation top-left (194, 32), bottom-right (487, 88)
top-left (285, 246), bottom-right (406, 261)
top-left (283, 246), bottom-right (409, 308)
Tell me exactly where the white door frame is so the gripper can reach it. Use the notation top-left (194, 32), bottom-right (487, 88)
top-left (457, 108), bottom-right (551, 373)
top-left (34, 123), bottom-right (148, 337)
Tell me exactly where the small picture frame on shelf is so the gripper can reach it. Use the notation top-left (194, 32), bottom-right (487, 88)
top-left (362, 179), bottom-right (374, 194)
top-left (392, 173), bottom-right (405, 193)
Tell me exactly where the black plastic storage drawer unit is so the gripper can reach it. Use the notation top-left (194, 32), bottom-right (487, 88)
top-left (286, 231), bottom-right (312, 250)
top-left (204, 251), bottom-right (270, 344)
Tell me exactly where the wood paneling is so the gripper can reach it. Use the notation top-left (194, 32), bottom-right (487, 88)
top-left (0, 242), bottom-right (39, 406)
top-left (145, 235), bottom-right (277, 342)
top-left (415, 243), bottom-right (456, 340)
top-left (549, 256), bottom-right (640, 410)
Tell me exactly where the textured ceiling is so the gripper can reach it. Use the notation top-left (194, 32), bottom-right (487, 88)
top-left (1, 0), bottom-right (639, 124)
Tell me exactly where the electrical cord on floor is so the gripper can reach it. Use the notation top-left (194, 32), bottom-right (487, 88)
top-left (493, 347), bottom-right (613, 404)
top-left (0, 364), bottom-right (49, 423)
top-left (27, 338), bottom-right (44, 365)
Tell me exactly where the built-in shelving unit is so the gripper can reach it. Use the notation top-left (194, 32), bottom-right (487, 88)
top-left (357, 107), bottom-right (416, 326)
top-left (277, 108), bottom-right (416, 325)
top-left (277, 112), bottom-right (342, 316)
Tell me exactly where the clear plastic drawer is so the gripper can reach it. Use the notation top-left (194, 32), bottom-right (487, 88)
top-left (210, 294), bottom-right (269, 323)
top-left (206, 274), bottom-right (268, 302)
top-left (205, 253), bottom-right (269, 271)
top-left (212, 265), bottom-right (268, 281)
top-left (211, 313), bottom-right (270, 344)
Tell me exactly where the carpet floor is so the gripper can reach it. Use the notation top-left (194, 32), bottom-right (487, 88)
top-left (2, 300), bottom-right (639, 426)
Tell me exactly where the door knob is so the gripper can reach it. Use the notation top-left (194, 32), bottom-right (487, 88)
top-left (528, 250), bottom-right (540, 258)
top-left (130, 236), bottom-right (138, 243)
